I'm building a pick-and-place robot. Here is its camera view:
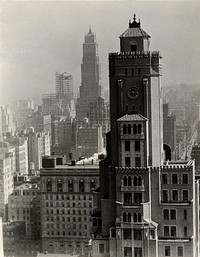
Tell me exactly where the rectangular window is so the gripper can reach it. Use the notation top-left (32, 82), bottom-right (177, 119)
top-left (124, 247), bottom-right (132, 257)
top-left (165, 246), bottom-right (171, 256)
top-left (134, 248), bottom-right (142, 257)
top-left (123, 229), bottom-right (132, 240)
top-left (134, 229), bottom-right (142, 240)
top-left (135, 157), bottom-right (141, 167)
top-left (162, 190), bottom-right (168, 202)
top-left (125, 157), bottom-right (131, 167)
top-left (171, 226), bottom-right (176, 237)
top-left (134, 193), bottom-right (142, 204)
top-left (172, 174), bottom-right (178, 184)
top-left (177, 246), bottom-right (183, 256)
top-left (170, 209), bottom-right (176, 220)
top-left (135, 141), bottom-right (140, 151)
top-left (138, 68), bottom-right (141, 75)
top-left (132, 69), bottom-right (134, 75)
top-left (172, 190), bottom-right (178, 201)
top-left (124, 193), bottom-right (132, 205)
top-left (182, 174), bottom-right (188, 184)
top-left (163, 209), bottom-right (169, 220)
top-left (125, 69), bottom-right (128, 75)
top-left (164, 226), bottom-right (169, 237)
top-left (183, 190), bottom-right (189, 201)
top-left (184, 210), bottom-right (187, 220)
top-left (99, 244), bottom-right (104, 254)
top-left (162, 174), bottom-right (168, 184)
top-left (125, 141), bottom-right (130, 151)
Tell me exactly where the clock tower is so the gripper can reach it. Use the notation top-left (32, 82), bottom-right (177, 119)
top-left (109, 14), bottom-right (163, 167)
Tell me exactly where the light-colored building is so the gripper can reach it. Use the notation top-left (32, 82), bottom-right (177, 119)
top-left (28, 130), bottom-right (51, 170)
top-left (0, 218), bottom-right (4, 257)
top-left (0, 105), bottom-right (16, 136)
top-left (40, 156), bottom-right (99, 256)
top-left (4, 135), bottom-right (28, 176)
top-left (8, 183), bottom-right (41, 239)
top-left (0, 147), bottom-right (15, 220)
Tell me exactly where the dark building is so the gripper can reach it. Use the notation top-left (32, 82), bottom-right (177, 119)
top-left (91, 15), bottom-right (199, 257)
top-left (163, 103), bottom-right (176, 160)
top-left (76, 27), bottom-right (101, 122)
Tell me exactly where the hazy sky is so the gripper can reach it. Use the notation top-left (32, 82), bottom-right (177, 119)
top-left (0, 1), bottom-right (200, 105)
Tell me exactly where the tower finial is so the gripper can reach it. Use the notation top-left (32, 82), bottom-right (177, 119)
top-left (133, 14), bottom-right (136, 21)
top-left (89, 25), bottom-right (92, 33)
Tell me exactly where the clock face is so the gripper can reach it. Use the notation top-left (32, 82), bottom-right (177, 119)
top-left (127, 87), bottom-right (139, 99)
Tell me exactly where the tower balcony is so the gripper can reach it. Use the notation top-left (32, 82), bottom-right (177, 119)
top-left (121, 186), bottom-right (145, 192)
top-left (109, 51), bottom-right (160, 59)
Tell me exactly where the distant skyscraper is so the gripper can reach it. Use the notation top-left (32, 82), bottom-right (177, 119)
top-left (55, 72), bottom-right (73, 102)
top-left (76, 27), bottom-right (101, 121)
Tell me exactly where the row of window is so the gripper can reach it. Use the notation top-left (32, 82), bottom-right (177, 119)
top-left (123, 124), bottom-right (142, 135)
top-left (46, 231), bottom-right (88, 236)
top-left (125, 156), bottom-right (141, 167)
top-left (165, 246), bottom-right (183, 257)
top-left (123, 176), bottom-right (143, 187)
top-left (45, 194), bottom-right (92, 200)
top-left (45, 210), bottom-right (92, 219)
top-left (162, 190), bottom-right (189, 202)
top-left (46, 223), bottom-right (88, 229)
top-left (45, 201), bottom-right (93, 208)
top-left (162, 173), bottom-right (189, 184)
top-left (163, 209), bottom-right (187, 220)
top-left (46, 179), bottom-right (96, 192)
top-left (122, 212), bottom-right (142, 223)
top-left (163, 226), bottom-right (188, 237)
top-left (124, 192), bottom-right (143, 205)
top-left (124, 140), bottom-right (141, 151)
top-left (45, 216), bottom-right (90, 223)
top-left (46, 209), bottom-right (92, 215)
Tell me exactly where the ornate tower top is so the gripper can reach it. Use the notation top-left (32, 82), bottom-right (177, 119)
top-left (129, 14), bottom-right (141, 28)
top-left (85, 26), bottom-right (96, 43)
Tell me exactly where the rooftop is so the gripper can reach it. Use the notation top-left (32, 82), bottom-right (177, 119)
top-left (120, 15), bottom-right (150, 38)
top-left (117, 114), bottom-right (148, 122)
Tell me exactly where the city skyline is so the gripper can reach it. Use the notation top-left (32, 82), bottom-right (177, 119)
top-left (0, 1), bottom-right (200, 105)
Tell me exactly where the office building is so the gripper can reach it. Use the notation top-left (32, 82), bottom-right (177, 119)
top-left (76, 27), bottom-right (101, 121)
top-left (40, 156), bottom-right (99, 255)
top-left (91, 15), bottom-right (199, 257)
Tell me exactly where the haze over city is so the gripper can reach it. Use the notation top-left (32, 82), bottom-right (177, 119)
top-left (1, 1), bottom-right (200, 105)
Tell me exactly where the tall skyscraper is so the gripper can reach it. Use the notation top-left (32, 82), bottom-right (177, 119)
top-left (76, 27), bottom-right (101, 121)
top-left (91, 15), bottom-right (199, 257)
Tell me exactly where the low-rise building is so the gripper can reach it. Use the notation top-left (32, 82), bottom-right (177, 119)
top-left (8, 183), bottom-right (41, 239)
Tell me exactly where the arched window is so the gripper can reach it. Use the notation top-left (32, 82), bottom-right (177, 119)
top-left (123, 213), bottom-right (127, 222)
top-left (123, 125), bottom-right (127, 134)
top-left (138, 124), bottom-right (142, 134)
top-left (57, 179), bottom-right (63, 192)
top-left (134, 176), bottom-right (138, 186)
top-left (138, 213), bottom-right (142, 222)
top-left (128, 124), bottom-right (131, 134)
top-left (138, 176), bottom-right (142, 186)
top-left (90, 179), bottom-right (96, 191)
top-left (79, 180), bottom-right (85, 193)
top-left (133, 213), bottom-right (137, 222)
top-left (46, 179), bottom-right (52, 192)
top-left (123, 176), bottom-right (128, 187)
top-left (133, 124), bottom-right (137, 134)
top-left (128, 176), bottom-right (132, 186)
top-left (127, 212), bottom-right (131, 222)
top-left (68, 179), bottom-right (74, 192)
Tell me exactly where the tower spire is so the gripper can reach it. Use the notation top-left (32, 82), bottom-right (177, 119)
top-left (89, 25), bottom-right (92, 33)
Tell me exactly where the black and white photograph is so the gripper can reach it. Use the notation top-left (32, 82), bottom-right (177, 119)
top-left (0, 1), bottom-right (200, 257)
